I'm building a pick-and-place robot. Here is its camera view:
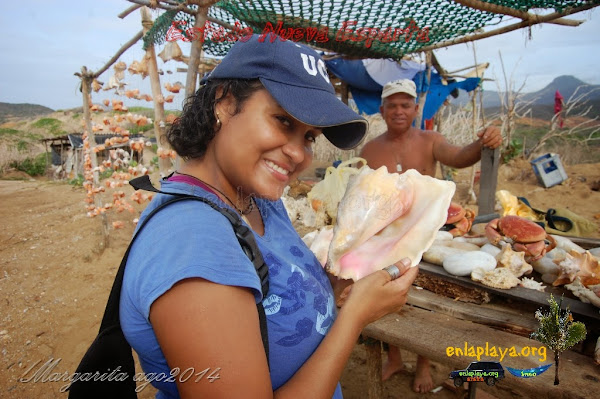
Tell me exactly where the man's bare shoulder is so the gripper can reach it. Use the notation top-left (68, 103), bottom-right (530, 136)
top-left (416, 129), bottom-right (445, 143)
top-left (359, 133), bottom-right (388, 154)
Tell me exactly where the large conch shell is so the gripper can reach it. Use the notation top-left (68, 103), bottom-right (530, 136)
top-left (326, 167), bottom-right (455, 281)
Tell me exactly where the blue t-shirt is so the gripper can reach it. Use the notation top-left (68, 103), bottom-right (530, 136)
top-left (120, 180), bottom-right (342, 398)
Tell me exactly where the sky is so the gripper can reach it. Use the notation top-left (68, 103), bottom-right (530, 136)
top-left (0, 1), bottom-right (599, 111)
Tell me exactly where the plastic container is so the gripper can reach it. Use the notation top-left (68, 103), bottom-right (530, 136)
top-left (530, 153), bottom-right (568, 188)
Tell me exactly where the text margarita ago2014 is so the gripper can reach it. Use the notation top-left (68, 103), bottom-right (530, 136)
top-left (166, 20), bottom-right (431, 48)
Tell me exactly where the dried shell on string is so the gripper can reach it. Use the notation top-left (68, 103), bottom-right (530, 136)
top-left (158, 41), bottom-right (184, 63)
top-left (496, 244), bottom-right (533, 277)
top-left (113, 61), bottom-right (127, 80)
top-left (165, 82), bottom-right (183, 93)
top-left (128, 59), bottom-right (148, 78)
top-left (471, 267), bottom-right (520, 289)
top-left (92, 79), bottom-right (103, 92)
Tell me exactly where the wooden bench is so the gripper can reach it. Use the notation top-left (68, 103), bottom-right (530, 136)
top-left (361, 290), bottom-right (600, 399)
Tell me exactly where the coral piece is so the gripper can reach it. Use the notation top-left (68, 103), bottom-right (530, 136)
top-left (326, 167), bottom-right (455, 281)
top-left (471, 267), bottom-right (520, 289)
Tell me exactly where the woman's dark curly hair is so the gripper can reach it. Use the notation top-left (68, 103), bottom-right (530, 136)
top-left (166, 78), bottom-right (263, 160)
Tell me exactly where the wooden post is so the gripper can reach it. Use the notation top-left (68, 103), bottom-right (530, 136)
top-left (414, 51), bottom-right (432, 129)
top-left (341, 81), bottom-right (349, 105)
top-left (80, 71), bottom-right (100, 185)
top-left (185, 7), bottom-right (208, 98)
top-left (80, 68), bottom-right (110, 248)
top-left (478, 147), bottom-right (500, 215)
top-left (141, 6), bottom-right (171, 176)
top-left (364, 339), bottom-right (384, 399)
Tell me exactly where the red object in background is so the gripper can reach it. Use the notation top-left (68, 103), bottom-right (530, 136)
top-left (425, 118), bottom-right (434, 130)
top-left (554, 90), bottom-right (564, 128)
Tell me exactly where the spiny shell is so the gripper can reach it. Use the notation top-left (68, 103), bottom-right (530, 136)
top-left (519, 277), bottom-right (546, 292)
top-left (496, 244), bottom-right (533, 277)
top-left (443, 251), bottom-right (496, 277)
top-left (471, 267), bottom-right (520, 289)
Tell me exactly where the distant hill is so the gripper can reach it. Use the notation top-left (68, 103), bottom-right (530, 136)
top-left (453, 75), bottom-right (600, 113)
top-left (0, 102), bottom-right (54, 121)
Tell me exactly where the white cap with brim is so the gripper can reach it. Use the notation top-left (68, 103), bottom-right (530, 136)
top-left (381, 79), bottom-right (418, 99)
top-left (206, 34), bottom-right (368, 150)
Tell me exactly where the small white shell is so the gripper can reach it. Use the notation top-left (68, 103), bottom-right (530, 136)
top-left (481, 243), bottom-right (502, 257)
top-left (454, 236), bottom-right (491, 247)
top-left (433, 240), bottom-right (481, 252)
top-left (423, 246), bottom-right (467, 266)
top-left (443, 251), bottom-right (497, 277)
top-left (551, 234), bottom-right (586, 254)
top-left (589, 247), bottom-right (600, 258)
top-left (520, 277), bottom-right (546, 291)
top-left (532, 253), bottom-right (560, 275)
top-left (435, 231), bottom-right (454, 241)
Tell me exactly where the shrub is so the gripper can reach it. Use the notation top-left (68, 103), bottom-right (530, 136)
top-left (32, 118), bottom-right (65, 136)
top-left (10, 152), bottom-right (48, 176)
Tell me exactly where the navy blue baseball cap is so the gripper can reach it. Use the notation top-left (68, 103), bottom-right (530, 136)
top-left (206, 34), bottom-right (367, 150)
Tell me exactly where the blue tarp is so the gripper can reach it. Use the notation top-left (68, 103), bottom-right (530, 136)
top-left (325, 58), bottom-right (481, 129)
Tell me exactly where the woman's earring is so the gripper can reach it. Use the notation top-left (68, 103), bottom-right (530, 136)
top-left (216, 112), bottom-right (222, 129)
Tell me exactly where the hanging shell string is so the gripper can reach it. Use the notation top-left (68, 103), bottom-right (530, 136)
top-left (174, 172), bottom-right (255, 215)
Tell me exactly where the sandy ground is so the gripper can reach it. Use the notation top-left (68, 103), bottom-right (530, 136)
top-left (1, 159), bottom-right (599, 399)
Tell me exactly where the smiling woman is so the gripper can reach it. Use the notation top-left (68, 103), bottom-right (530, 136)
top-left (118, 33), bottom-right (419, 399)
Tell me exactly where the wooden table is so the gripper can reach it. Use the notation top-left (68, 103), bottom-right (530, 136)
top-left (360, 256), bottom-right (600, 399)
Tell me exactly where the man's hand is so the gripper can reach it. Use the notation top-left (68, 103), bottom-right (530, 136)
top-left (477, 126), bottom-right (502, 149)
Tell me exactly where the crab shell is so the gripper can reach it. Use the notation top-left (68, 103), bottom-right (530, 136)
top-left (445, 202), bottom-right (475, 237)
top-left (485, 216), bottom-right (556, 261)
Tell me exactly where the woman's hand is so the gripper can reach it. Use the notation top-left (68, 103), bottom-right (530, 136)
top-left (337, 258), bottom-right (418, 328)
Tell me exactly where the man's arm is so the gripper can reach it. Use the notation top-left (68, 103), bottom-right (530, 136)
top-left (433, 126), bottom-right (502, 169)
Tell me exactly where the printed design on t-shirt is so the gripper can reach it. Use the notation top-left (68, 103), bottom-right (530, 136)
top-left (289, 245), bottom-right (304, 258)
top-left (315, 294), bottom-right (335, 335)
top-left (275, 317), bottom-right (313, 347)
top-left (263, 252), bottom-right (282, 277)
top-left (263, 293), bottom-right (282, 314)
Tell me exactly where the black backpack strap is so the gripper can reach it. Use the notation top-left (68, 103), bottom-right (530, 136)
top-left (127, 175), bottom-right (270, 359)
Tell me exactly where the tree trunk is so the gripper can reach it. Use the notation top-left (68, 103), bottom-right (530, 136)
top-left (554, 351), bottom-right (560, 385)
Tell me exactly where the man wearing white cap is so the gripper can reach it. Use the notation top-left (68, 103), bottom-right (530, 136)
top-left (359, 79), bottom-right (502, 393)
